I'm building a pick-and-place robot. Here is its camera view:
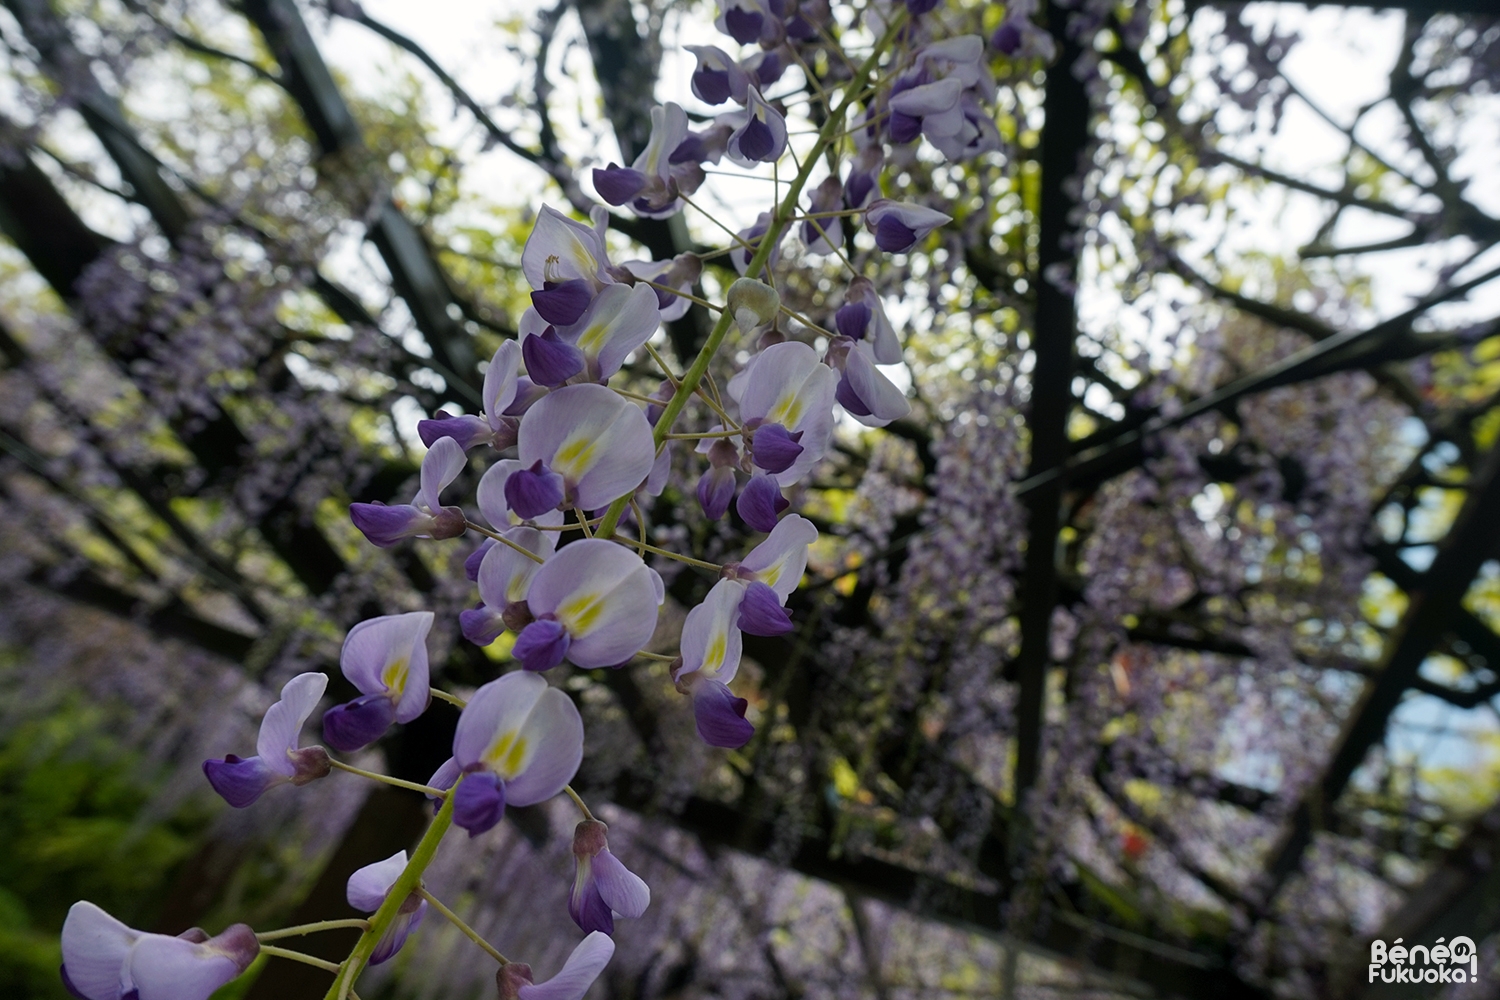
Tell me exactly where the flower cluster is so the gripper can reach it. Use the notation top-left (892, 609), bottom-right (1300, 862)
top-left (57, 0), bottom-right (988, 994)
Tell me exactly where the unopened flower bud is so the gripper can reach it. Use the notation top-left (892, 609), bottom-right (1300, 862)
top-left (288, 745), bottom-right (331, 785)
top-left (430, 506), bottom-right (468, 540)
top-left (727, 277), bottom-right (780, 336)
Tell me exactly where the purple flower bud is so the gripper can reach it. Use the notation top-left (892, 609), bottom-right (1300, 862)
top-left (728, 90), bottom-right (788, 166)
top-left (991, 21), bottom-right (1022, 54)
top-left (505, 460), bottom-right (567, 518)
top-left (348, 501), bottom-right (431, 548)
top-left (905, 0), bottom-right (939, 14)
top-left (522, 327), bottom-right (587, 388)
top-left (322, 693), bottom-right (398, 753)
top-left (453, 770), bottom-right (507, 837)
top-left (591, 165), bottom-right (649, 206)
top-left (737, 580), bottom-right (794, 635)
top-left (532, 279), bottom-right (595, 326)
top-left (514, 618), bottom-right (572, 671)
top-left (742, 49), bottom-right (786, 88)
top-left (697, 465), bottom-right (737, 520)
top-left (418, 411), bottom-right (493, 450)
top-left (751, 423), bottom-right (804, 475)
top-left (465, 539), bottom-right (495, 581)
top-left (460, 603), bottom-right (508, 647)
top-left (737, 116), bottom-right (776, 161)
top-left (874, 213), bottom-right (918, 254)
top-left (845, 170), bottom-right (876, 210)
top-left (737, 473), bottom-right (788, 531)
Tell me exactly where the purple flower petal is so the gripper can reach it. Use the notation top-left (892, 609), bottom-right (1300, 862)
top-left (453, 672), bottom-right (547, 768)
top-left (889, 110), bottom-right (922, 144)
top-left (370, 899), bottom-right (425, 965)
top-left (523, 327), bottom-right (587, 388)
top-left (736, 473), bottom-right (788, 532)
top-left (255, 671), bottom-right (328, 774)
top-left (690, 677), bottom-right (755, 748)
top-left (505, 460), bottom-right (567, 519)
top-left (591, 165), bottom-right (649, 206)
top-left (349, 502), bottom-right (430, 548)
top-left (203, 754), bottom-right (283, 808)
top-left (739, 513), bottom-right (818, 599)
top-left (592, 849), bottom-right (650, 918)
top-left (906, 0), bottom-right (939, 14)
top-left (697, 465), bottom-right (737, 520)
top-left (322, 693), bottom-right (397, 753)
top-left (568, 859), bottom-right (616, 935)
top-left (483, 340), bottom-right (522, 428)
top-left (418, 412), bottom-right (493, 450)
top-left (532, 279), bottom-right (595, 326)
top-left (693, 66), bottom-right (733, 104)
top-left (419, 436), bottom-right (468, 514)
top-left (751, 423), bottom-right (804, 475)
top-left (515, 932), bottom-right (615, 1000)
top-left (453, 771), bottom-right (507, 837)
top-left (561, 282), bottom-right (661, 381)
top-left (678, 578), bottom-right (745, 684)
top-left (460, 604), bottom-right (508, 647)
top-left (522, 206), bottom-right (607, 288)
top-left (128, 931), bottom-right (248, 1000)
top-left (465, 539), bottom-right (495, 581)
top-left (836, 371), bottom-right (874, 416)
top-left (60, 902), bottom-right (138, 1000)
top-left (518, 384), bottom-right (657, 512)
top-left (514, 618), bottom-right (572, 672)
top-left (347, 851), bottom-right (408, 912)
top-left (737, 115), bottom-right (775, 161)
top-left (835, 302), bottom-right (871, 341)
top-left (842, 341), bottom-right (911, 427)
top-left (340, 612), bottom-right (433, 722)
top-left (737, 580), bottom-right (794, 635)
top-left (733, 341), bottom-right (836, 484)
top-left (524, 539), bottom-right (663, 668)
top-left (992, 21), bottom-right (1022, 53)
top-left (723, 6), bottom-right (763, 43)
top-left (874, 213), bottom-right (919, 253)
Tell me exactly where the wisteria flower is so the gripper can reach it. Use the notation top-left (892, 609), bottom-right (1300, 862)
top-left (346, 851), bottom-right (427, 964)
top-left (349, 436), bottom-right (468, 547)
top-left (801, 175), bottom-right (846, 256)
top-left (733, 341), bottom-right (836, 485)
top-left (544, 282), bottom-right (661, 383)
top-left (450, 672), bottom-right (584, 836)
top-left (512, 539), bottom-right (664, 671)
top-left (203, 672), bottom-right (330, 808)
top-left (726, 88), bottom-right (788, 166)
top-left (510, 384), bottom-right (656, 518)
top-left (477, 459), bottom-right (569, 534)
top-left (522, 205), bottom-right (610, 292)
top-left (495, 932), bottom-right (615, 1000)
top-left (834, 340), bottom-right (911, 428)
top-left (60, 902), bottom-right (258, 1000)
top-left (569, 819), bottom-right (650, 935)
top-left (729, 212), bottom-right (784, 277)
top-left (621, 253), bottom-right (702, 322)
top-left (322, 611), bottom-right (434, 752)
top-left (418, 341), bottom-right (521, 450)
top-left (461, 527), bottom-right (554, 646)
top-left (592, 103), bottom-right (699, 217)
top-left (673, 579), bottom-right (753, 748)
top-left (728, 513), bottom-right (818, 635)
top-left (864, 199), bottom-right (953, 254)
top-left (735, 472), bottom-right (788, 532)
top-left (889, 77), bottom-right (965, 145)
top-left (835, 277), bottom-right (901, 364)
top-left (714, 0), bottom-right (774, 46)
top-left (686, 44), bottom-right (749, 105)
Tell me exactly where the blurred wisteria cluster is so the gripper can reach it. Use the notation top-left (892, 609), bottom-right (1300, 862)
top-left (0, 0), bottom-right (1498, 997)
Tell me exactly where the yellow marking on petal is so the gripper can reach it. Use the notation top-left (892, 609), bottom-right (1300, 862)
top-left (553, 434), bottom-right (601, 480)
top-left (558, 591), bottom-right (606, 635)
top-left (382, 657), bottom-right (410, 696)
top-left (577, 319), bottom-right (612, 356)
top-left (507, 572), bottom-right (533, 603)
top-left (483, 730), bottom-right (531, 779)
top-left (758, 559), bottom-right (786, 591)
top-left (767, 390), bottom-right (804, 429)
top-left (704, 633), bottom-right (727, 675)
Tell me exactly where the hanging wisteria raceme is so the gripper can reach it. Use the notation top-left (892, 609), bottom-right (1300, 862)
top-left (52, 0), bottom-right (996, 994)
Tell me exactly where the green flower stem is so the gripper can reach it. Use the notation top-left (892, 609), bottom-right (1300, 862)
top-left (260, 944), bottom-right (344, 973)
top-left (595, 11), bottom-right (907, 540)
top-left (328, 758), bottom-right (448, 796)
top-left (564, 784), bottom-right (597, 822)
top-left (257, 919), bottom-right (370, 942)
top-left (325, 787), bottom-right (458, 1000)
top-left (416, 887), bottom-right (509, 965)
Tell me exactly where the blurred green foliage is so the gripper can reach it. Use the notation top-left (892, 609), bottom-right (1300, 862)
top-left (0, 650), bottom-right (212, 998)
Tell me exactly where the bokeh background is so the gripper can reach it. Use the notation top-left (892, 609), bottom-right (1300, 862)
top-left (0, 0), bottom-right (1497, 997)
